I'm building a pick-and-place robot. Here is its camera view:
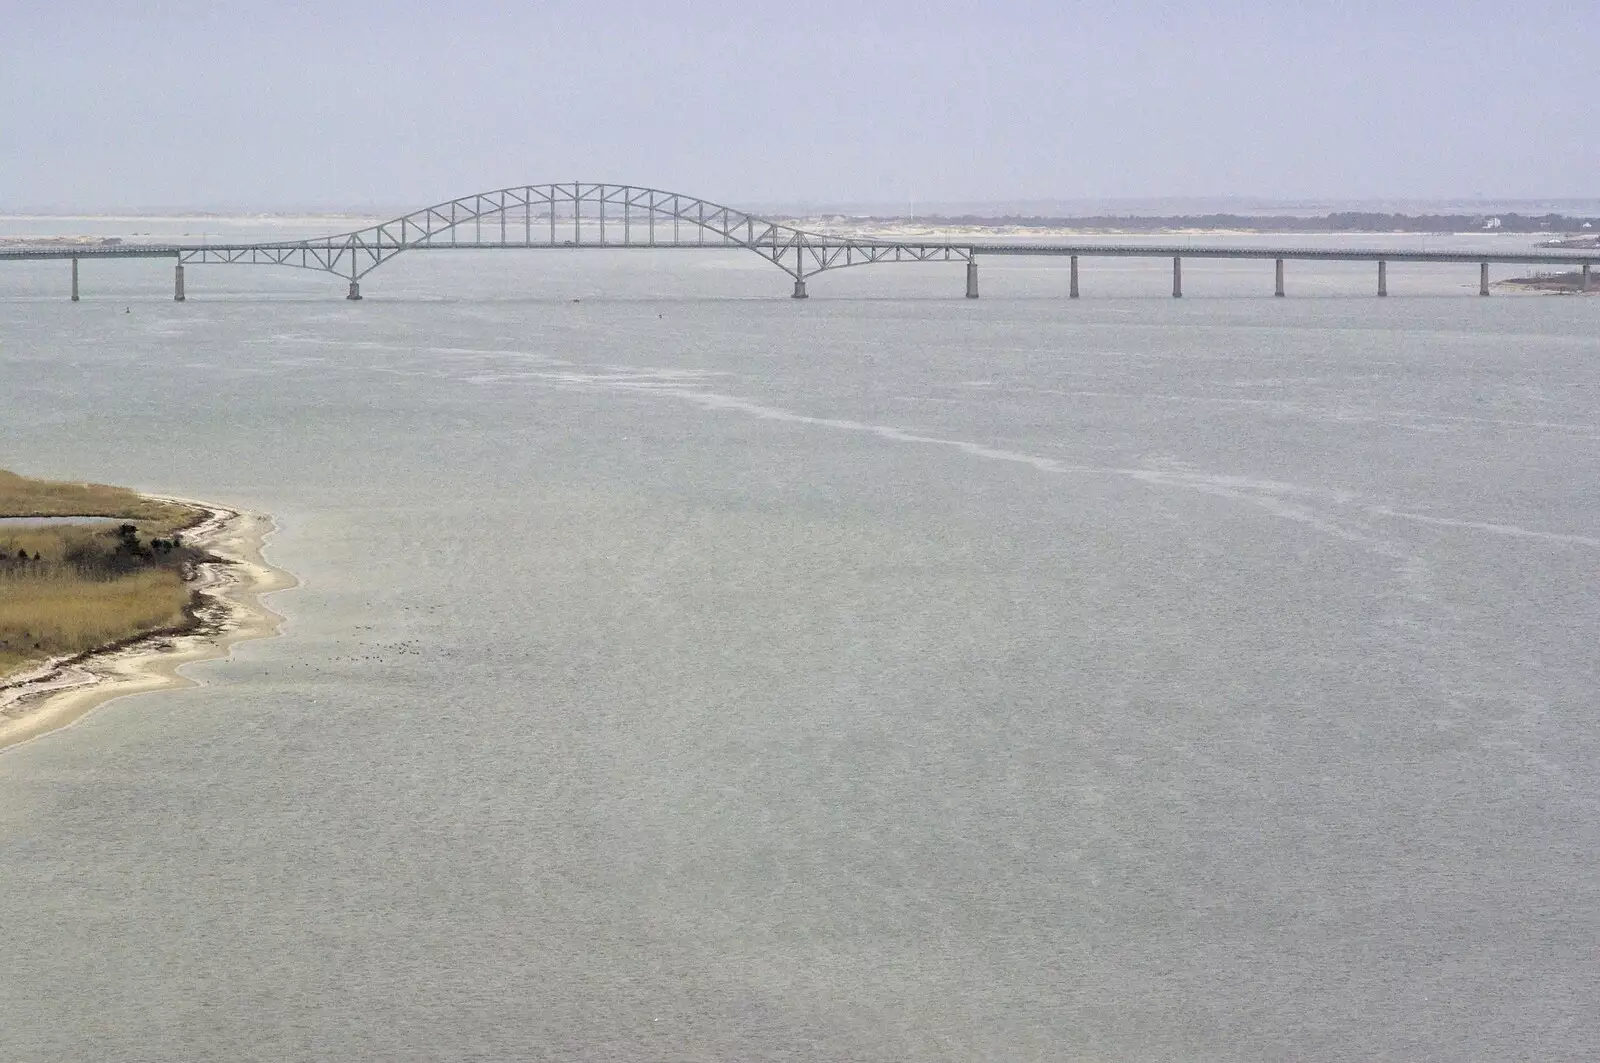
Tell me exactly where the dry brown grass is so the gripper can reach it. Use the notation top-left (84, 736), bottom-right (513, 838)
top-left (0, 567), bottom-right (192, 676)
top-left (0, 468), bottom-right (191, 531)
top-left (0, 469), bottom-right (205, 678)
top-left (1, 524), bottom-right (120, 562)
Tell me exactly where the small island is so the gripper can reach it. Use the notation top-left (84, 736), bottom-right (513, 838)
top-left (1498, 270), bottom-right (1596, 295)
top-left (0, 469), bottom-right (292, 750)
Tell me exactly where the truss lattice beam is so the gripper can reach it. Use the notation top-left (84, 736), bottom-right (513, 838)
top-left (154, 183), bottom-right (972, 283)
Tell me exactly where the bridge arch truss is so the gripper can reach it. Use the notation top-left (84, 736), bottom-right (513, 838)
top-left (176, 183), bottom-right (973, 292)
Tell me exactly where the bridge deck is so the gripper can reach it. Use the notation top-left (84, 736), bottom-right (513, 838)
top-left (0, 246), bottom-right (182, 261)
top-left (1, 242), bottom-right (1594, 266)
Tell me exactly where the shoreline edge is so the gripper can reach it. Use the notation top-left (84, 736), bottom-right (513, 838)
top-left (0, 495), bottom-right (296, 753)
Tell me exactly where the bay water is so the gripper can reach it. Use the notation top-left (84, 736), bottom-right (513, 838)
top-left (1, 225), bottom-right (1596, 1061)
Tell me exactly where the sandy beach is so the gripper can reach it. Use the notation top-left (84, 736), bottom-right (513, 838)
top-left (0, 497), bottom-right (294, 753)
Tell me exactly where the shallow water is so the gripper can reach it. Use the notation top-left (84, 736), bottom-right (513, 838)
top-left (0, 515), bottom-right (124, 527)
top-left (1, 226), bottom-right (1597, 1061)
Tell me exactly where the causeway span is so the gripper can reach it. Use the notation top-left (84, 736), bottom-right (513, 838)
top-left (3, 182), bottom-right (1595, 301)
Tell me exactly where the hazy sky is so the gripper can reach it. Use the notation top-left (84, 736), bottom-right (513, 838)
top-left (2, 0), bottom-right (1593, 211)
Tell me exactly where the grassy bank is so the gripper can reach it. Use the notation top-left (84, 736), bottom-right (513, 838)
top-left (0, 470), bottom-right (207, 678)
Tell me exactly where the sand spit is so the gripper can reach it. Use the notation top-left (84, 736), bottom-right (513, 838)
top-left (0, 497), bottom-right (295, 753)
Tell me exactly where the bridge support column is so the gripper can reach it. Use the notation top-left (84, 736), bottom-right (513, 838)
top-left (1377, 260), bottom-right (1388, 297)
top-left (1480, 262), bottom-right (1490, 296)
top-left (791, 276), bottom-right (808, 299)
top-left (1275, 258), bottom-right (1285, 297)
top-left (346, 280), bottom-right (362, 301)
top-left (1172, 256), bottom-right (1182, 298)
top-left (1069, 255), bottom-right (1079, 298)
top-left (70, 256), bottom-right (79, 302)
top-left (1583, 263), bottom-right (1591, 292)
top-left (174, 263), bottom-right (185, 302)
top-left (965, 258), bottom-right (979, 299)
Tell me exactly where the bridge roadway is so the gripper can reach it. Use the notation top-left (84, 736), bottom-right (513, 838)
top-left (2, 181), bottom-right (1594, 301)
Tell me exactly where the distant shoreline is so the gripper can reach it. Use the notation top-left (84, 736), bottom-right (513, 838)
top-left (0, 497), bottom-right (294, 752)
top-left (3, 208), bottom-right (1596, 239)
top-left (783, 211), bottom-right (1600, 238)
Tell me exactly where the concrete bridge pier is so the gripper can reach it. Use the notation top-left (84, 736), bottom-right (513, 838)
top-left (1172, 256), bottom-right (1182, 298)
top-left (791, 276), bottom-right (808, 299)
top-left (965, 258), bottom-right (979, 299)
top-left (1275, 258), bottom-right (1285, 297)
top-left (70, 256), bottom-right (79, 302)
top-left (1069, 255), bottom-right (1079, 298)
top-left (1480, 262), bottom-right (1490, 296)
top-left (1584, 263), bottom-right (1591, 292)
top-left (346, 280), bottom-right (362, 301)
top-left (174, 264), bottom-right (185, 302)
top-left (1378, 260), bottom-right (1388, 297)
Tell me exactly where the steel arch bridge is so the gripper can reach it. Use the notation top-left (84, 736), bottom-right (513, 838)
top-left (176, 182), bottom-right (974, 299)
top-left (7, 182), bottom-right (1596, 301)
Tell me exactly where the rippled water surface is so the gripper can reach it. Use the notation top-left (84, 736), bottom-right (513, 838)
top-left (2, 226), bottom-right (1597, 1061)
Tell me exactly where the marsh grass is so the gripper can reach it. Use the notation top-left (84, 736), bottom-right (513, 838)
top-left (1, 469), bottom-right (207, 678)
top-left (0, 567), bottom-right (192, 676)
top-left (0, 469), bottom-right (191, 532)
